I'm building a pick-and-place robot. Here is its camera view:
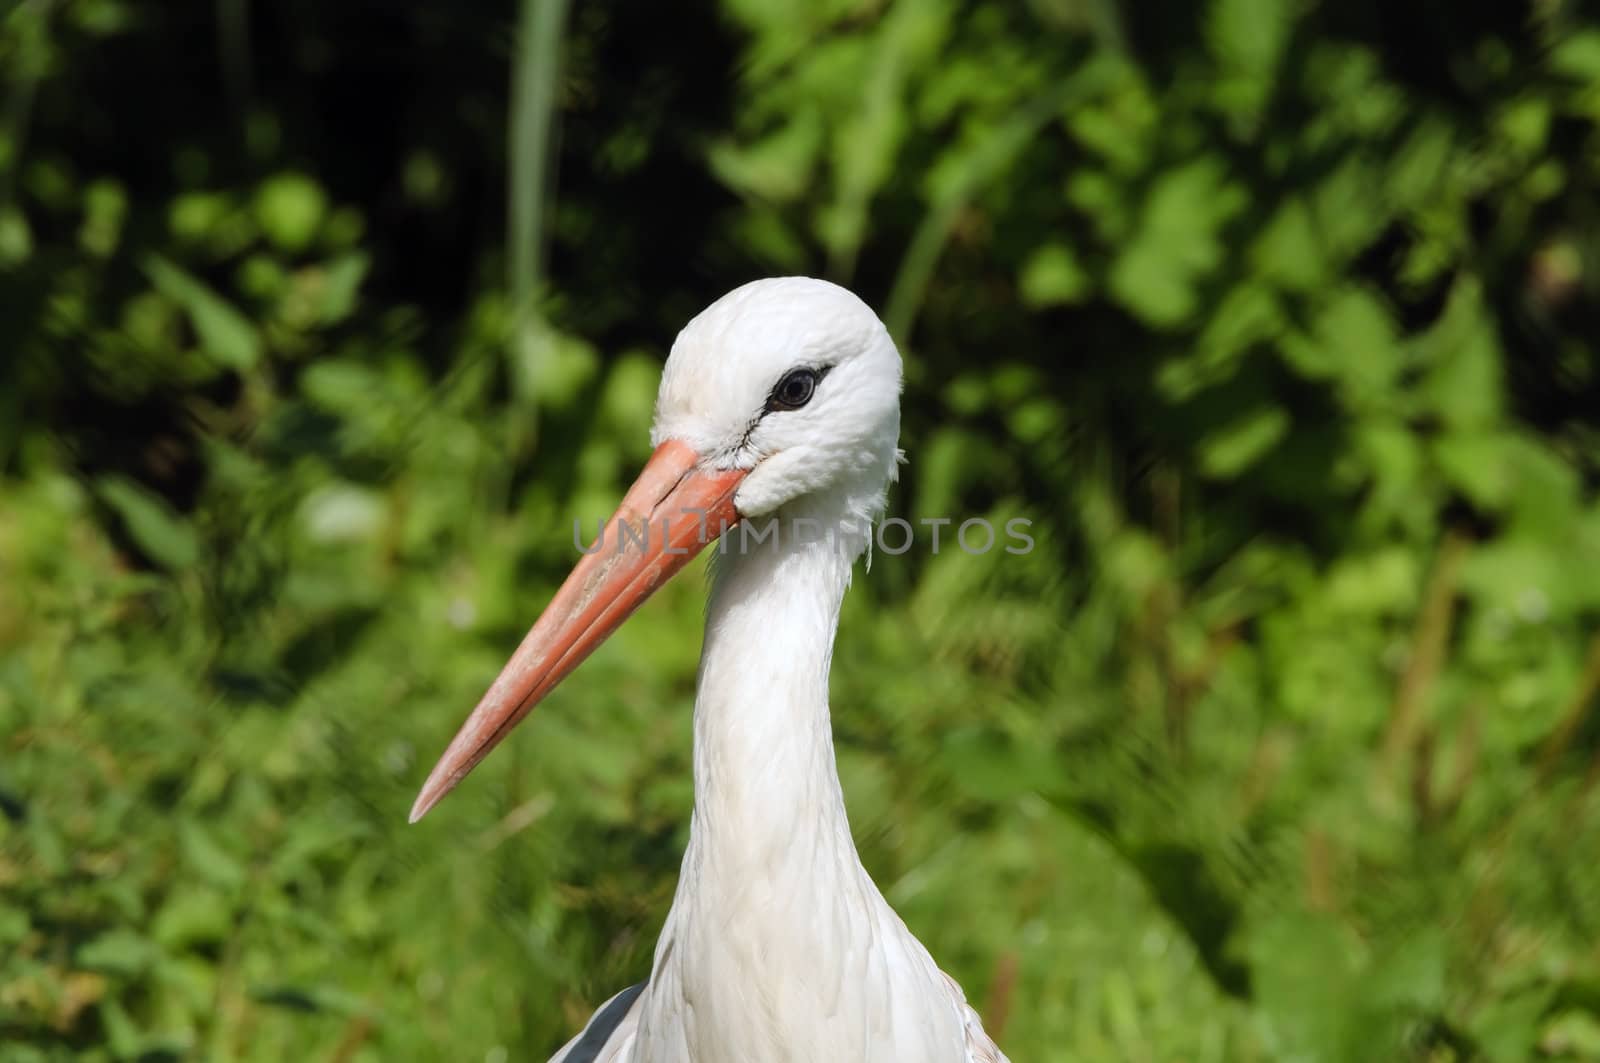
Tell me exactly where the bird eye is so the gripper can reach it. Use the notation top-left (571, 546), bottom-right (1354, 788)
top-left (767, 367), bottom-right (820, 412)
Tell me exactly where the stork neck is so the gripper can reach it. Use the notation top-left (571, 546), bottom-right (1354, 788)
top-left (639, 497), bottom-right (971, 1063)
top-left (687, 503), bottom-right (868, 867)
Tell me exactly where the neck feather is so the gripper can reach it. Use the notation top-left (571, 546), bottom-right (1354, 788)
top-left (638, 492), bottom-right (970, 1062)
top-left (684, 496), bottom-right (871, 873)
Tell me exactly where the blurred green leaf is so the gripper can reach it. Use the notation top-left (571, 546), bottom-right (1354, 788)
top-left (142, 254), bottom-right (262, 370)
top-left (1434, 431), bottom-right (1513, 510)
top-left (1198, 405), bottom-right (1289, 478)
top-left (1019, 242), bottom-right (1091, 307)
top-left (1208, 0), bottom-right (1291, 120)
top-left (1109, 159), bottom-right (1244, 326)
top-left (1245, 911), bottom-right (1365, 1062)
top-left (939, 725), bottom-right (1058, 801)
top-left (95, 475), bottom-right (199, 569)
top-left (254, 172), bottom-right (328, 253)
top-left (709, 113), bottom-right (823, 202)
top-left (1542, 1009), bottom-right (1600, 1058)
top-left (0, 205), bottom-right (33, 266)
top-left (152, 887), bottom-right (233, 951)
top-left (1252, 198), bottom-right (1323, 291)
top-left (1470, 988), bottom-right (1555, 1063)
top-left (179, 820), bottom-right (247, 891)
top-left (78, 929), bottom-right (159, 976)
top-left (79, 178), bottom-right (128, 257)
top-left (1416, 281), bottom-right (1503, 429)
top-left (1281, 288), bottom-right (1400, 407)
top-left (1551, 31), bottom-right (1600, 80)
top-left (317, 251), bottom-right (370, 324)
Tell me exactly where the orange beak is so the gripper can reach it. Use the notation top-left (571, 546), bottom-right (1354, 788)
top-left (409, 439), bottom-right (744, 822)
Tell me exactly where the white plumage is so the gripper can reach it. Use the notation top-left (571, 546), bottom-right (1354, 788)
top-left (414, 278), bottom-right (1008, 1063)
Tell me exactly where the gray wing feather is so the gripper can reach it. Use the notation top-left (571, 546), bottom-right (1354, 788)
top-left (548, 981), bottom-right (646, 1063)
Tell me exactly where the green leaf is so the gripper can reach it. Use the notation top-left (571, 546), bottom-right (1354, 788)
top-left (255, 172), bottom-right (329, 253)
top-left (708, 113), bottom-right (823, 202)
top-left (179, 820), bottom-right (247, 891)
top-left (317, 251), bottom-right (370, 324)
top-left (1208, 0), bottom-right (1291, 120)
top-left (914, 427), bottom-right (993, 519)
top-left (0, 205), bottom-right (33, 267)
top-left (1019, 243), bottom-right (1091, 307)
top-left (1386, 119), bottom-right (1453, 208)
top-left (1322, 548), bottom-right (1419, 615)
top-left (1109, 159), bottom-right (1244, 327)
top-left (1311, 156), bottom-right (1386, 261)
top-left (1469, 987), bottom-right (1555, 1063)
top-left (1285, 287), bottom-right (1399, 407)
top-left (1244, 911), bottom-right (1363, 1063)
top-left (99, 997), bottom-right (144, 1059)
top-left (1496, 96), bottom-right (1551, 160)
top-left (532, 333), bottom-right (601, 410)
top-left (169, 191), bottom-right (230, 240)
top-left (96, 475), bottom-right (199, 569)
top-left (300, 359), bottom-right (386, 415)
top-left (1252, 198), bottom-right (1323, 291)
top-left (152, 887), bottom-right (233, 951)
top-left (1433, 431), bottom-right (1513, 511)
top-left (1066, 169), bottom-right (1131, 242)
top-left (1066, 82), bottom-right (1155, 172)
top-left (77, 929), bottom-right (159, 976)
top-left (0, 902), bottom-right (31, 946)
top-left (142, 254), bottom-right (262, 370)
top-left (1198, 405), bottom-right (1289, 478)
top-left (1542, 1010), bottom-right (1600, 1058)
top-left (1417, 282), bottom-right (1503, 429)
top-left (939, 726), bottom-right (1058, 801)
top-left (598, 353), bottom-right (662, 440)
top-left (1360, 927), bottom-right (1447, 1013)
top-left (1108, 240), bottom-right (1194, 325)
top-left (1551, 31), bottom-right (1600, 80)
top-left (1503, 433), bottom-right (1582, 532)
top-left (1458, 535), bottom-right (1600, 618)
top-left (1209, 0), bottom-right (1290, 76)
top-left (79, 178), bottom-right (128, 258)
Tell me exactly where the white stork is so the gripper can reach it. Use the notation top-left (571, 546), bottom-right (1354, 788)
top-left (410, 277), bottom-right (1010, 1063)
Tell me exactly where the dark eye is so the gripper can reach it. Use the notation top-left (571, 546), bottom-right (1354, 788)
top-left (767, 367), bottom-right (820, 412)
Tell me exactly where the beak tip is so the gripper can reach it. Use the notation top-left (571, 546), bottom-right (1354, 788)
top-left (408, 777), bottom-right (448, 823)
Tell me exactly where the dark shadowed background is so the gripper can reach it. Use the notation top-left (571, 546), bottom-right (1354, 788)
top-left (3, 0), bottom-right (1599, 1059)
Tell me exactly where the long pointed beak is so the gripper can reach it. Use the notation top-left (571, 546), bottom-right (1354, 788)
top-left (409, 439), bottom-right (744, 822)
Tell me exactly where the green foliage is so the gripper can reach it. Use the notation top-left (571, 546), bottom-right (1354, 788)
top-left (3, 0), bottom-right (1600, 1060)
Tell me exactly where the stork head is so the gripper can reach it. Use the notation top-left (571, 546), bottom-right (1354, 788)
top-left (653, 276), bottom-right (903, 521)
top-left (410, 278), bottom-right (902, 821)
